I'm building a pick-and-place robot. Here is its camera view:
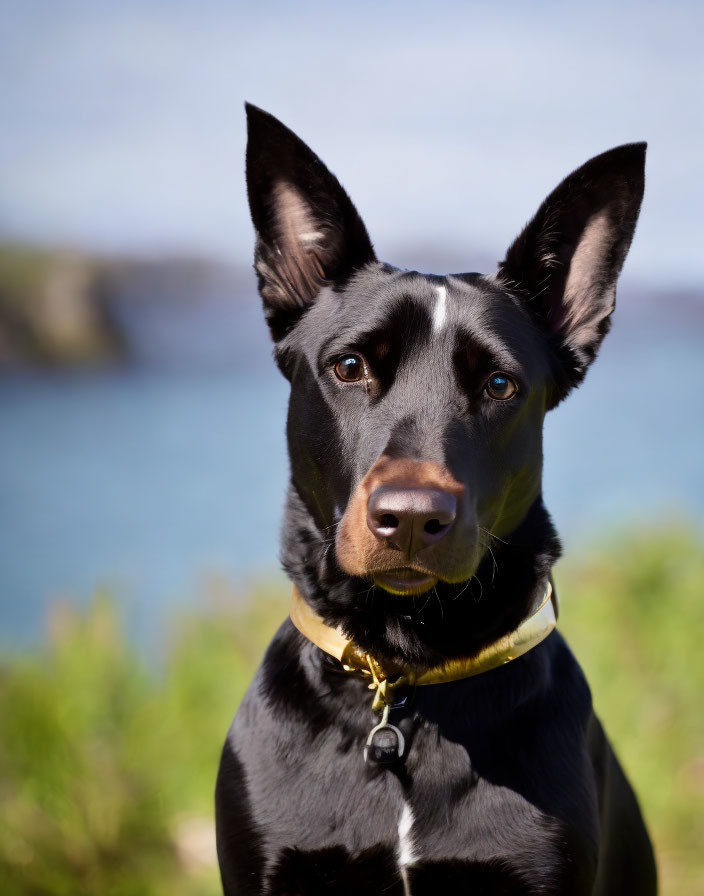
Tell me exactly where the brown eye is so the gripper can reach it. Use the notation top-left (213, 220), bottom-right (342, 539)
top-left (334, 354), bottom-right (365, 383)
top-left (485, 372), bottom-right (518, 401)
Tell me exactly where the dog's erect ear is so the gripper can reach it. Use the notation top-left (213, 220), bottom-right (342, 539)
top-left (498, 143), bottom-right (646, 401)
top-left (245, 104), bottom-right (376, 340)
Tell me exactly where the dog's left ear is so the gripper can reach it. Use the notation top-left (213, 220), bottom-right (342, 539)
top-left (498, 143), bottom-right (646, 403)
top-left (245, 104), bottom-right (376, 341)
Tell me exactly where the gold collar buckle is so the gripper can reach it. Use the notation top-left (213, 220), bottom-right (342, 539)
top-left (364, 655), bottom-right (415, 713)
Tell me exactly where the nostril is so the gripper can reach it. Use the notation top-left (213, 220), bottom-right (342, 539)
top-left (366, 484), bottom-right (457, 549)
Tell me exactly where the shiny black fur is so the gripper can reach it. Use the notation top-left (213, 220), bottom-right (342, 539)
top-left (216, 105), bottom-right (656, 894)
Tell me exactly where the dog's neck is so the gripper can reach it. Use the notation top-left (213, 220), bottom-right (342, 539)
top-left (291, 579), bottom-right (556, 694)
top-left (282, 492), bottom-right (562, 668)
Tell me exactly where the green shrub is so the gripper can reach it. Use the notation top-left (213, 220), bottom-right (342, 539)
top-left (0, 529), bottom-right (701, 894)
top-left (0, 587), bottom-right (286, 896)
top-left (558, 525), bottom-right (704, 895)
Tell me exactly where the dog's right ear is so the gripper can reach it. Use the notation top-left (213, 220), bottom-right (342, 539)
top-left (245, 104), bottom-right (376, 341)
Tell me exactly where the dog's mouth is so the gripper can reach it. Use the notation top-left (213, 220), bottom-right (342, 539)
top-left (363, 543), bottom-right (484, 598)
top-left (360, 545), bottom-right (484, 598)
top-left (372, 567), bottom-right (439, 596)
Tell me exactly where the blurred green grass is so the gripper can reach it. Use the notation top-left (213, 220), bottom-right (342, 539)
top-left (0, 526), bottom-right (702, 895)
top-left (557, 525), bottom-right (704, 895)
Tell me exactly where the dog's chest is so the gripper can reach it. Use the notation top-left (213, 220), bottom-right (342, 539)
top-left (391, 726), bottom-right (589, 893)
top-left (240, 708), bottom-right (595, 895)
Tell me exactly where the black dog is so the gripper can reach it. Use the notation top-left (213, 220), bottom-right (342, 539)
top-left (216, 105), bottom-right (656, 895)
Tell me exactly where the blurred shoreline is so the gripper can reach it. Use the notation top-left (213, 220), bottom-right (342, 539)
top-left (1, 242), bottom-right (702, 371)
top-left (2, 242), bottom-right (703, 654)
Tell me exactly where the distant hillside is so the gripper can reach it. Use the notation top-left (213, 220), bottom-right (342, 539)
top-left (0, 246), bottom-right (119, 366)
top-left (0, 245), bottom-right (263, 370)
top-left (0, 243), bottom-right (701, 370)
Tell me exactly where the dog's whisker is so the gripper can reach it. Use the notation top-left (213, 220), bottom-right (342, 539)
top-left (320, 521), bottom-right (339, 534)
top-left (361, 585), bottom-right (375, 608)
top-left (433, 586), bottom-right (444, 620)
top-left (452, 579), bottom-right (472, 602)
top-left (478, 526), bottom-right (508, 546)
top-left (417, 589), bottom-right (434, 615)
top-left (487, 545), bottom-right (498, 583)
top-left (470, 575), bottom-right (484, 603)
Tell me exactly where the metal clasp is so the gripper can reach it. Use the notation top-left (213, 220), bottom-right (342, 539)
top-left (363, 703), bottom-right (406, 764)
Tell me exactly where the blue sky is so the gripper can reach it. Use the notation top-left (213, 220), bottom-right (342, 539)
top-left (2, 0), bottom-right (703, 286)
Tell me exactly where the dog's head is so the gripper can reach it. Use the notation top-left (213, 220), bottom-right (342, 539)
top-left (245, 104), bottom-right (645, 663)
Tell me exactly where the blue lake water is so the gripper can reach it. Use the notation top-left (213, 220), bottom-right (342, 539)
top-left (1, 326), bottom-right (703, 650)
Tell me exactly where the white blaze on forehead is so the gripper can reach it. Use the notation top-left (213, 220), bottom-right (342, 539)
top-left (432, 284), bottom-right (448, 332)
top-left (297, 230), bottom-right (324, 244)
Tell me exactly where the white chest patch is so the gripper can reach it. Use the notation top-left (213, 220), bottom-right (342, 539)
top-left (432, 285), bottom-right (448, 332)
top-left (397, 801), bottom-right (417, 868)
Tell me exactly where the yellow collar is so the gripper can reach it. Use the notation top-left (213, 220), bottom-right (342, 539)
top-left (290, 581), bottom-right (556, 713)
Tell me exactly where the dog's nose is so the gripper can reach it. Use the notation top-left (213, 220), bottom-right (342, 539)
top-left (367, 486), bottom-right (457, 555)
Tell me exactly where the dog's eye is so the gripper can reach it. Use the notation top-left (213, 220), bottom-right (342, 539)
top-left (334, 354), bottom-right (366, 383)
top-left (485, 372), bottom-right (518, 401)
